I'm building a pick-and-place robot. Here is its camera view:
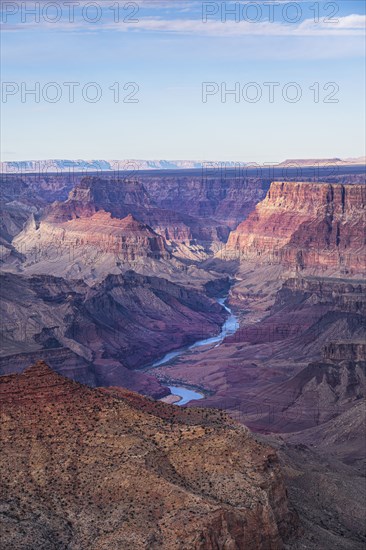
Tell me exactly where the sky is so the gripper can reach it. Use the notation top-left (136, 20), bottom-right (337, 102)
top-left (1, 0), bottom-right (365, 163)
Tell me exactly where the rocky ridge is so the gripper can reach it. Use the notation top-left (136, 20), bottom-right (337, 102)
top-left (12, 210), bottom-right (172, 281)
top-left (0, 361), bottom-right (298, 550)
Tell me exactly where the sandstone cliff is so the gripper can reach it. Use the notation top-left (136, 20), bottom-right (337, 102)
top-left (225, 182), bottom-right (366, 274)
top-left (0, 362), bottom-right (298, 549)
top-left (15, 210), bottom-right (169, 260)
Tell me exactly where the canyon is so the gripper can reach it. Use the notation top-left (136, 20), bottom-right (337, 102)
top-left (2, 167), bottom-right (364, 259)
top-left (0, 167), bottom-right (365, 549)
top-left (0, 270), bottom-right (227, 398)
top-left (149, 275), bottom-right (366, 433)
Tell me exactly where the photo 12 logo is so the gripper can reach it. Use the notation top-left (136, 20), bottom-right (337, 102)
top-left (202, 2), bottom-right (340, 24)
top-left (1, 81), bottom-right (140, 104)
top-left (202, 82), bottom-right (340, 104)
top-left (1, 2), bottom-right (140, 24)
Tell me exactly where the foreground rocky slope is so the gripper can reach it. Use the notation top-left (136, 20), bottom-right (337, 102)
top-left (0, 362), bottom-right (298, 549)
top-left (226, 182), bottom-right (366, 274)
top-left (271, 435), bottom-right (366, 550)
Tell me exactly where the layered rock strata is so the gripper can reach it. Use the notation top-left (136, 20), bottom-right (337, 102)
top-left (14, 211), bottom-right (171, 263)
top-left (152, 276), bottom-right (365, 433)
top-left (226, 182), bottom-right (366, 274)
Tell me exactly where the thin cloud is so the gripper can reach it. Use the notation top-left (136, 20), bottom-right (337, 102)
top-left (2, 12), bottom-right (365, 37)
top-left (116, 15), bottom-right (366, 37)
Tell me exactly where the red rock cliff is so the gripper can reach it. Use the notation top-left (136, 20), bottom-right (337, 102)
top-left (14, 210), bottom-right (171, 262)
top-left (225, 182), bottom-right (366, 274)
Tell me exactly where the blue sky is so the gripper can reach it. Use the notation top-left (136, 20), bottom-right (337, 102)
top-left (1, 0), bottom-right (365, 162)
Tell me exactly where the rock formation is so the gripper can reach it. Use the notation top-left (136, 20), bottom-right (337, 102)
top-left (0, 361), bottom-right (298, 549)
top-left (37, 175), bottom-right (270, 250)
top-left (225, 182), bottom-right (366, 274)
top-left (13, 210), bottom-right (171, 273)
top-left (271, 340), bottom-right (366, 427)
top-left (153, 276), bottom-right (365, 433)
top-left (2, 173), bottom-right (271, 278)
top-left (0, 171), bottom-right (365, 548)
top-left (0, 271), bottom-right (226, 397)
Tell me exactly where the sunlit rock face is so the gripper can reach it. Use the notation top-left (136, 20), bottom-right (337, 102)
top-left (225, 182), bottom-right (366, 274)
top-left (14, 210), bottom-right (171, 262)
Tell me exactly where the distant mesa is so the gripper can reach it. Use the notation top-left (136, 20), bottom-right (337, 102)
top-left (0, 158), bottom-right (242, 174)
top-left (1, 156), bottom-right (364, 174)
top-left (278, 157), bottom-right (366, 167)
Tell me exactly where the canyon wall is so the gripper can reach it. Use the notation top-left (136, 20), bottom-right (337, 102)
top-left (45, 176), bottom-right (269, 247)
top-left (2, 174), bottom-right (270, 249)
top-left (0, 271), bottom-right (226, 397)
top-left (5, 175), bottom-right (271, 276)
top-left (225, 182), bottom-right (366, 274)
top-left (14, 211), bottom-right (171, 264)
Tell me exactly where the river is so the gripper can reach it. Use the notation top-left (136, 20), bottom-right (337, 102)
top-left (148, 296), bottom-right (239, 406)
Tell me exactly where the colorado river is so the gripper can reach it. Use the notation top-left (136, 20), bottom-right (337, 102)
top-left (167, 386), bottom-right (205, 406)
top-left (148, 296), bottom-right (239, 406)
